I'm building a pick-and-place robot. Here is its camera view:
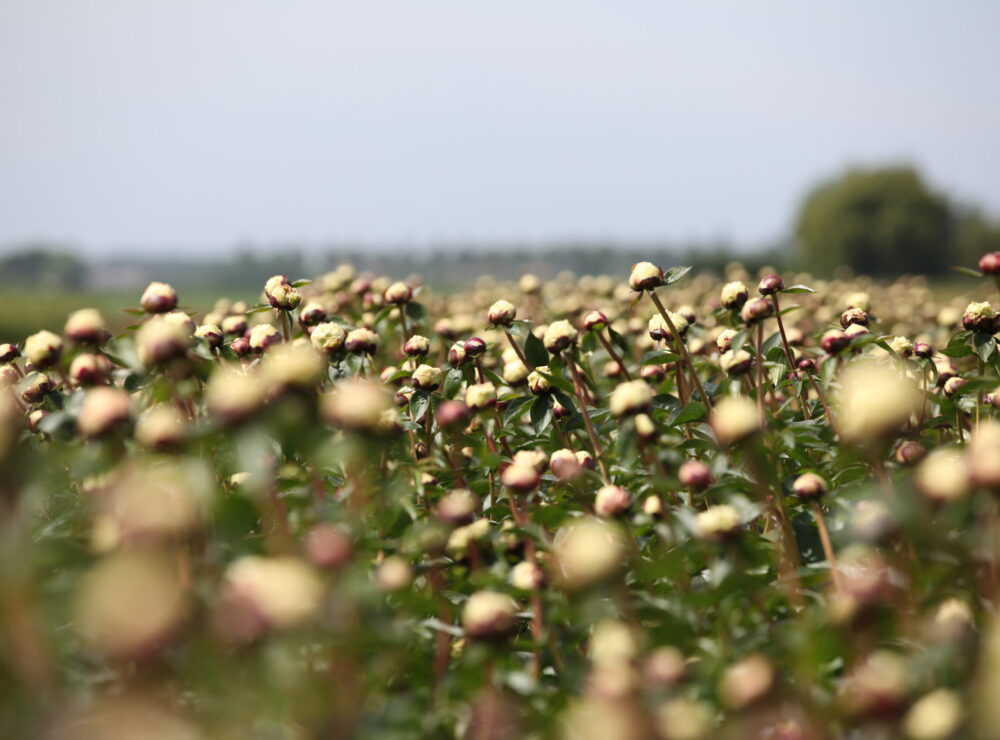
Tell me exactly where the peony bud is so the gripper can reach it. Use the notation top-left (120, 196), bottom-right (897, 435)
top-left (550, 448), bottom-right (582, 480)
top-left (69, 353), bottom-right (112, 386)
top-left (583, 310), bottom-right (608, 331)
top-left (321, 380), bottom-right (394, 434)
top-left (836, 360), bottom-right (920, 443)
top-left (551, 517), bottom-right (624, 589)
top-left (914, 342), bottom-right (933, 359)
top-left (820, 329), bottom-right (850, 354)
top-left (448, 341), bottom-right (467, 367)
top-left (221, 314), bottom-right (248, 336)
top-left (0, 344), bottom-right (19, 364)
top-left (344, 327), bottom-right (379, 355)
top-left (436, 400), bottom-right (470, 430)
top-left (792, 472), bottom-right (827, 499)
top-left (462, 591), bottom-right (517, 640)
top-left (140, 282), bottom-right (178, 314)
top-left (628, 262), bottom-right (664, 291)
top-left (383, 281), bottom-right (412, 305)
top-left (403, 334), bottom-right (430, 357)
top-left (740, 297), bottom-right (774, 325)
top-left (963, 301), bottom-right (996, 332)
top-left (463, 336), bottom-right (487, 357)
top-left (465, 382), bottom-right (497, 411)
top-left (720, 654), bottom-right (774, 710)
top-left (510, 561), bottom-right (545, 590)
top-left (720, 281), bottom-right (749, 310)
top-left (304, 524), bottom-right (353, 570)
top-left (77, 387), bottom-right (132, 438)
top-left (194, 323), bottom-right (223, 348)
top-left (527, 367), bottom-right (552, 394)
top-left (543, 320), bottom-right (578, 353)
top-left (894, 440), bottom-right (926, 466)
top-left (64, 308), bottom-right (108, 344)
top-left (411, 364), bottom-right (443, 391)
top-left (248, 324), bottom-right (281, 353)
top-left (310, 322), bottom-right (346, 354)
top-left (487, 299), bottom-right (517, 327)
top-left (23, 330), bottom-right (63, 369)
top-left (840, 307), bottom-right (869, 328)
top-left (137, 319), bottom-right (190, 366)
top-left (594, 485), bottom-right (631, 518)
top-left (711, 396), bottom-right (761, 444)
top-left (135, 404), bottom-right (186, 450)
top-left (678, 460), bottom-right (713, 491)
top-left (720, 349), bottom-right (753, 376)
top-left (609, 380), bottom-right (653, 418)
top-left (695, 504), bottom-right (741, 540)
top-left (297, 301), bottom-right (327, 327)
top-left (437, 489), bottom-right (479, 525)
top-left (757, 274), bottom-right (784, 295)
top-left (979, 251), bottom-right (1000, 275)
top-left (501, 462), bottom-right (540, 492)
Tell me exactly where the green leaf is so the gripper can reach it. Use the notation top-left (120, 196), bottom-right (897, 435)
top-left (410, 390), bottom-right (430, 422)
top-left (405, 301), bottom-right (427, 322)
top-left (781, 285), bottom-right (816, 294)
top-left (641, 350), bottom-right (680, 366)
top-left (444, 367), bottom-right (464, 399)
top-left (974, 331), bottom-right (997, 363)
top-left (608, 327), bottom-right (630, 355)
top-left (291, 278), bottom-right (313, 288)
top-left (668, 401), bottom-right (706, 426)
top-left (529, 396), bottom-right (553, 434)
top-left (952, 265), bottom-right (984, 278)
top-left (664, 265), bottom-right (692, 285)
top-left (524, 333), bottom-right (548, 367)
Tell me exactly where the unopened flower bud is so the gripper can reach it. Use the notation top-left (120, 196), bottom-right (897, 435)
top-left (716, 328), bottom-right (738, 353)
top-left (695, 504), bottom-right (741, 540)
top-left (634, 413), bottom-right (656, 440)
top-left (21, 372), bottom-right (53, 403)
top-left (720, 349), bottom-right (753, 376)
top-left (310, 322), bottom-right (346, 354)
top-left (304, 524), bottom-right (353, 569)
top-left (679, 460), bottom-right (713, 491)
top-left (551, 517), bottom-right (624, 589)
top-left (510, 561), bottom-right (545, 590)
top-left (77, 387), bottom-right (132, 438)
top-left (65, 308), bottom-right (108, 344)
top-left (230, 336), bottom-right (251, 357)
top-left (0, 344), bottom-right (19, 364)
top-left (403, 334), bottom-right (430, 356)
top-left (519, 273), bottom-right (541, 295)
top-left (740, 297), bottom-right (774, 325)
top-left (550, 448), bottom-right (582, 480)
top-left (462, 591), bottom-right (517, 640)
top-left (913, 342), bottom-right (933, 359)
top-left (821, 329), bottom-right (850, 354)
top-left (711, 396), bottom-right (761, 444)
top-left (222, 314), bottom-right (248, 336)
top-left (894, 440), bottom-right (926, 466)
top-left (70, 353), bottom-right (112, 386)
top-left (594, 485), bottom-right (631, 517)
top-left (797, 357), bottom-right (816, 372)
top-left (297, 301), bottom-right (327, 327)
top-left (721, 281), bottom-right (749, 310)
top-left (629, 262), bottom-right (664, 291)
top-left (448, 341), bottom-right (467, 366)
top-left (137, 319), bottom-right (190, 366)
top-left (583, 310), bottom-right (608, 331)
top-left (24, 330), bottom-right (63, 369)
top-left (757, 274), bottom-right (784, 295)
top-left (194, 324), bottom-right (223, 348)
top-left (609, 380), bottom-right (652, 418)
top-left (487, 299), bottom-right (517, 327)
top-left (321, 380), bottom-right (394, 433)
top-left (140, 282), bottom-right (178, 314)
top-left (383, 281), bottom-right (412, 305)
top-left (344, 327), bottom-right (379, 355)
top-left (411, 364), bottom-right (443, 391)
top-left (887, 336), bottom-right (914, 358)
top-left (979, 252), bottom-right (1000, 275)
top-left (963, 301), bottom-right (996, 332)
top-left (247, 324), bottom-right (280, 353)
top-left (720, 654), bottom-right (774, 710)
top-left (792, 472), bottom-right (827, 499)
top-left (527, 367), bottom-right (552, 394)
top-left (437, 489), bottom-right (479, 525)
top-left (643, 495), bottom-right (663, 517)
top-left (436, 400), bottom-right (470, 430)
top-left (375, 556), bottom-right (412, 592)
top-left (943, 376), bottom-right (965, 397)
top-left (464, 336), bottom-right (487, 357)
top-left (465, 382), bottom-right (497, 411)
top-left (501, 462), bottom-right (540, 492)
top-left (543, 320), bottom-right (578, 353)
top-left (841, 307), bottom-right (870, 328)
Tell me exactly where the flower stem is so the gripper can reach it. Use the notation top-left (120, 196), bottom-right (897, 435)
top-left (648, 291), bottom-right (712, 409)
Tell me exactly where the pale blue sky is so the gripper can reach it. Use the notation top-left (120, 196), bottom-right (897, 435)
top-left (1, 1), bottom-right (998, 255)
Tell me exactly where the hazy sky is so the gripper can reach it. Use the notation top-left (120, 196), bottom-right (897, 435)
top-left (1, 1), bottom-right (998, 255)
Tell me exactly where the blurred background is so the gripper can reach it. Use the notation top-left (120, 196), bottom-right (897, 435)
top-left (1, 0), bottom-right (999, 326)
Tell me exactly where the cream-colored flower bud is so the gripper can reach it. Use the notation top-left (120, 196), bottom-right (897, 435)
top-left (222, 555), bottom-right (322, 631)
top-left (384, 281), bottom-right (412, 305)
top-left (321, 380), bottom-right (394, 433)
top-left (792, 472), bottom-right (827, 499)
top-left (720, 280), bottom-right (749, 310)
top-left (551, 517), bottom-right (624, 589)
top-left (65, 308), bottom-right (107, 344)
top-left (543, 319), bottom-right (578, 353)
top-left (719, 654), bottom-right (774, 710)
top-left (344, 327), bottom-right (379, 355)
top-left (194, 323), bottom-right (223, 348)
top-left (464, 381), bottom-right (496, 411)
top-left (510, 560), bottom-right (545, 590)
top-left (77, 387), bottom-right (131, 438)
top-left (916, 447), bottom-right (970, 503)
top-left (609, 380), bottom-right (652, 418)
top-left (628, 261), bottom-right (664, 291)
top-left (206, 366), bottom-right (265, 424)
top-left (903, 689), bottom-right (963, 740)
top-left (462, 591), bottom-right (517, 640)
top-left (248, 323), bottom-right (281, 352)
top-left (527, 366), bottom-right (552, 394)
top-left (262, 344), bottom-right (325, 390)
top-left (24, 329), bottom-right (63, 368)
top-left (711, 396), bottom-right (761, 444)
top-left (411, 363), bottom-right (443, 391)
top-left (310, 322), bottom-right (347, 353)
top-left (503, 358), bottom-right (529, 385)
top-left (695, 504), bottom-right (741, 540)
top-left (836, 360), bottom-right (920, 444)
top-left (375, 556), bottom-right (412, 592)
top-left (140, 281), bottom-right (178, 314)
top-left (135, 404), bottom-right (186, 450)
top-left (487, 299), bottom-right (517, 327)
top-left (594, 485), bottom-right (631, 518)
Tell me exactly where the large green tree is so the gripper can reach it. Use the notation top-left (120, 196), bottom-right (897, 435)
top-left (794, 166), bottom-right (953, 275)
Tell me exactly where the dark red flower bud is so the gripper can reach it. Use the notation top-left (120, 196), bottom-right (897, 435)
top-left (757, 274), bottom-right (784, 295)
top-left (979, 252), bottom-right (1000, 275)
top-left (464, 337), bottom-right (487, 357)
